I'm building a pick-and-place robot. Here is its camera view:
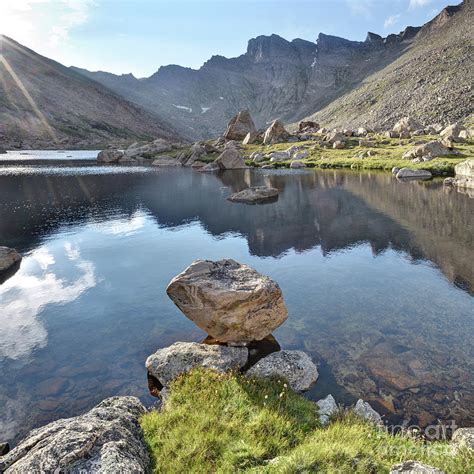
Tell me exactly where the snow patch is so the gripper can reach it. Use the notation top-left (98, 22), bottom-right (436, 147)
top-left (173, 104), bottom-right (192, 113)
top-left (201, 106), bottom-right (211, 114)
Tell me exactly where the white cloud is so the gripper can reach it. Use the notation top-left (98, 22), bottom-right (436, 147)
top-left (0, 0), bottom-right (95, 52)
top-left (346, 0), bottom-right (374, 18)
top-left (384, 14), bottom-right (401, 28)
top-left (409, 0), bottom-right (431, 10)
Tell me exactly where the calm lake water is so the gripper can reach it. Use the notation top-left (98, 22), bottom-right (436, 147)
top-left (0, 151), bottom-right (473, 445)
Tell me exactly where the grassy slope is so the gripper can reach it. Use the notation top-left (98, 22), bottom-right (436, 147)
top-left (242, 134), bottom-right (473, 175)
top-left (140, 370), bottom-right (473, 473)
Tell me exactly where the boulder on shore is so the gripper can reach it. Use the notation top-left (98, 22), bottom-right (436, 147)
top-left (224, 110), bottom-right (257, 141)
top-left (246, 350), bottom-right (318, 392)
top-left (402, 141), bottom-right (453, 160)
top-left (451, 427), bottom-right (474, 451)
top-left (0, 247), bottom-right (22, 274)
top-left (454, 159), bottom-right (474, 189)
top-left (298, 121), bottom-right (319, 132)
top-left (166, 259), bottom-right (288, 345)
top-left (353, 399), bottom-right (383, 425)
top-left (393, 116), bottom-right (424, 134)
top-left (202, 148), bottom-right (246, 171)
top-left (97, 149), bottom-right (124, 163)
top-left (0, 397), bottom-right (149, 473)
top-left (146, 342), bottom-right (248, 386)
top-left (227, 186), bottom-right (279, 204)
top-left (151, 155), bottom-right (181, 167)
top-left (389, 460), bottom-right (444, 473)
top-left (396, 168), bottom-right (432, 180)
top-left (316, 394), bottom-right (338, 425)
top-left (263, 120), bottom-right (290, 145)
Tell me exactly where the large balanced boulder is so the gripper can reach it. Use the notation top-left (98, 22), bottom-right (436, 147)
top-left (224, 110), bottom-right (257, 141)
top-left (166, 259), bottom-right (288, 345)
top-left (97, 149), bottom-right (124, 163)
top-left (227, 186), bottom-right (279, 204)
top-left (263, 120), bottom-right (290, 145)
top-left (0, 247), bottom-right (22, 274)
top-left (0, 397), bottom-right (149, 473)
top-left (389, 461), bottom-right (444, 473)
top-left (146, 342), bottom-right (248, 386)
top-left (393, 116), bottom-right (423, 134)
top-left (246, 350), bottom-right (318, 392)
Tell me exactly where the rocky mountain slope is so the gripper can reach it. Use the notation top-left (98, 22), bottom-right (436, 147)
top-left (302, 0), bottom-right (473, 130)
top-left (0, 36), bottom-right (181, 149)
top-left (73, 1), bottom-right (472, 140)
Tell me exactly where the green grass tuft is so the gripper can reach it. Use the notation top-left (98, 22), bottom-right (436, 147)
top-left (140, 369), bottom-right (473, 473)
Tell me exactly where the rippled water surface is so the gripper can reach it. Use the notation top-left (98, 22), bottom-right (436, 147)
top-left (0, 151), bottom-right (473, 444)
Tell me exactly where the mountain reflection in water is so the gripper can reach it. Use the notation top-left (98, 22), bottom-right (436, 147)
top-left (0, 165), bottom-right (472, 445)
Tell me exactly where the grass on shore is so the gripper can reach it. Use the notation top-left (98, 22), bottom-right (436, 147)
top-left (243, 135), bottom-right (473, 175)
top-left (140, 369), bottom-right (473, 473)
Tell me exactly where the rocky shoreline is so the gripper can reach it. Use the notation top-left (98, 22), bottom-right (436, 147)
top-left (1, 258), bottom-right (473, 472)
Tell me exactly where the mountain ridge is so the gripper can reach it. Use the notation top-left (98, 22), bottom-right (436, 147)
top-left (0, 35), bottom-right (183, 149)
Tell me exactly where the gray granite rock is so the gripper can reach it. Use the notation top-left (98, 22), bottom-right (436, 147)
top-left (0, 397), bottom-right (149, 473)
top-left (451, 427), bottom-right (474, 451)
top-left (0, 247), bottom-right (22, 274)
top-left (246, 350), bottom-right (318, 392)
top-left (145, 342), bottom-right (248, 385)
top-left (316, 394), bottom-right (338, 425)
top-left (389, 460), bottom-right (444, 473)
top-left (228, 186), bottom-right (279, 204)
top-left (166, 259), bottom-right (288, 344)
top-left (396, 168), bottom-right (432, 179)
top-left (97, 149), bottom-right (124, 163)
top-left (353, 399), bottom-right (383, 425)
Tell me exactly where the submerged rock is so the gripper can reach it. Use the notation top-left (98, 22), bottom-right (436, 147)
top-left (146, 342), bottom-right (248, 386)
top-left (353, 399), bottom-right (383, 425)
top-left (246, 350), bottom-right (318, 392)
top-left (166, 259), bottom-right (288, 345)
top-left (0, 397), bottom-right (149, 473)
top-left (224, 110), bottom-right (257, 141)
top-left (389, 460), bottom-right (444, 473)
top-left (316, 394), bottom-right (338, 425)
top-left (227, 186), bottom-right (279, 204)
top-left (0, 247), bottom-right (22, 274)
top-left (396, 168), bottom-right (432, 180)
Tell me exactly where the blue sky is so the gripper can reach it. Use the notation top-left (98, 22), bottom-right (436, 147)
top-left (0, 0), bottom-right (460, 77)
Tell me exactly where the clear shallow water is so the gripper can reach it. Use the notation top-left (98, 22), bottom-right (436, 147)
top-left (0, 151), bottom-right (473, 445)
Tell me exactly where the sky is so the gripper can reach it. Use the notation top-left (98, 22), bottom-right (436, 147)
top-left (0, 0), bottom-right (461, 77)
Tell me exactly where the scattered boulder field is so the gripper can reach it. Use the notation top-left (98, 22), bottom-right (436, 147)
top-left (97, 110), bottom-right (473, 180)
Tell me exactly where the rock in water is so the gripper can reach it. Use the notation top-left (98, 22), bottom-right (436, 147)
top-left (0, 397), bottom-right (149, 473)
top-left (96, 149), bottom-right (124, 163)
top-left (396, 168), bottom-right (432, 179)
top-left (316, 394), bottom-right (338, 425)
top-left (224, 110), bottom-right (257, 141)
top-left (228, 186), bottom-right (279, 204)
top-left (246, 350), bottom-right (318, 392)
top-left (151, 155), bottom-right (181, 167)
top-left (0, 247), bottom-right (22, 274)
top-left (166, 259), bottom-right (288, 344)
top-left (263, 120), bottom-right (290, 145)
top-left (145, 342), bottom-right (248, 385)
top-left (353, 399), bottom-right (383, 425)
top-left (389, 460), bottom-right (444, 473)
